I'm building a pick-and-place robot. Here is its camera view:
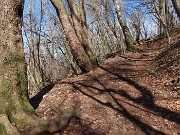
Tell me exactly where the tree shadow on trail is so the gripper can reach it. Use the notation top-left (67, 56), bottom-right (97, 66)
top-left (64, 65), bottom-right (180, 135)
top-left (99, 66), bottom-right (180, 124)
top-left (29, 84), bottom-right (55, 109)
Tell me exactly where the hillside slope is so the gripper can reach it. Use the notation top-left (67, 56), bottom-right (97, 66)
top-left (30, 28), bottom-right (180, 135)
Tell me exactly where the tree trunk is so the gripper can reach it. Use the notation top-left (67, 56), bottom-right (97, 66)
top-left (0, 0), bottom-right (81, 134)
top-left (27, 1), bottom-right (44, 98)
top-left (51, 0), bottom-right (98, 73)
top-left (154, 0), bottom-right (170, 38)
top-left (171, 0), bottom-right (180, 19)
top-left (0, 0), bottom-right (35, 134)
top-left (112, 0), bottom-right (135, 51)
top-left (79, 0), bottom-right (98, 67)
top-left (159, 0), bottom-right (167, 37)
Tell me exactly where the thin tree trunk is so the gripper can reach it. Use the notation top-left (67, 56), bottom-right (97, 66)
top-left (159, 0), bottom-right (167, 37)
top-left (79, 0), bottom-right (98, 66)
top-left (112, 0), bottom-right (135, 51)
top-left (51, 0), bottom-right (98, 73)
top-left (154, 0), bottom-right (170, 39)
top-left (27, 1), bottom-right (44, 98)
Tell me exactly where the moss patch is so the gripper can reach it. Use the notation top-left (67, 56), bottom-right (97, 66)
top-left (16, 71), bottom-right (34, 113)
top-left (0, 124), bottom-right (8, 135)
top-left (0, 81), bottom-right (15, 115)
top-left (0, 102), bottom-right (7, 114)
top-left (0, 97), bottom-right (16, 116)
top-left (3, 53), bottom-right (25, 67)
top-left (127, 42), bottom-right (135, 52)
top-left (0, 81), bottom-right (13, 98)
top-left (22, 97), bottom-right (34, 113)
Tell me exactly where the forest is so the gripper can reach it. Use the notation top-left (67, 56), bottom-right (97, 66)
top-left (0, 0), bottom-right (179, 134)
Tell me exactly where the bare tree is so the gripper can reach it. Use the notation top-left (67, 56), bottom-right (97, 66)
top-left (0, 0), bottom-right (82, 134)
top-left (130, 12), bottom-right (142, 44)
top-left (87, 0), bottom-right (125, 60)
top-left (112, 0), bottom-right (135, 51)
top-left (51, 0), bottom-right (98, 73)
top-left (23, 0), bottom-right (83, 97)
top-left (25, 0), bottom-right (44, 97)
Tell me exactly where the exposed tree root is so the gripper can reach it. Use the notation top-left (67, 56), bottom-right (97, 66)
top-left (0, 107), bottom-right (80, 135)
top-left (0, 115), bottom-right (20, 135)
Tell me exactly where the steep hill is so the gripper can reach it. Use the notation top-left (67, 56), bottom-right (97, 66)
top-left (30, 28), bottom-right (180, 135)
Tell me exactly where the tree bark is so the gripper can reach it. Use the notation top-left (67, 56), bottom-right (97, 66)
top-left (51, 0), bottom-right (98, 73)
top-left (0, 0), bottom-right (81, 134)
top-left (27, 1), bottom-right (44, 98)
top-left (0, 0), bottom-right (35, 134)
top-left (153, 0), bottom-right (170, 38)
top-left (159, 0), bottom-right (167, 37)
top-left (171, 0), bottom-right (180, 19)
top-left (112, 0), bottom-right (135, 51)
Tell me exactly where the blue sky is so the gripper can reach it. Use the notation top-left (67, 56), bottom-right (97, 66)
top-left (22, 0), bottom-right (159, 47)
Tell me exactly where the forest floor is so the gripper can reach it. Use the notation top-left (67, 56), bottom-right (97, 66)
top-left (30, 28), bottom-right (180, 135)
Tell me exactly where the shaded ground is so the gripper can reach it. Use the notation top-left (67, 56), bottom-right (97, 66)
top-left (31, 28), bottom-right (180, 135)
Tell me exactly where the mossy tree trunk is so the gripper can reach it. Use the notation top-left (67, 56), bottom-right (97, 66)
top-left (112, 0), bottom-right (135, 51)
top-left (51, 0), bottom-right (98, 73)
top-left (0, 0), bottom-right (35, 134)
top-left (0, 0), bottom-right (79, 134)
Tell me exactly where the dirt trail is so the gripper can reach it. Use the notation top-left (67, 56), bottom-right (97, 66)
top-left (31, 31), bottom-right (180, 135)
